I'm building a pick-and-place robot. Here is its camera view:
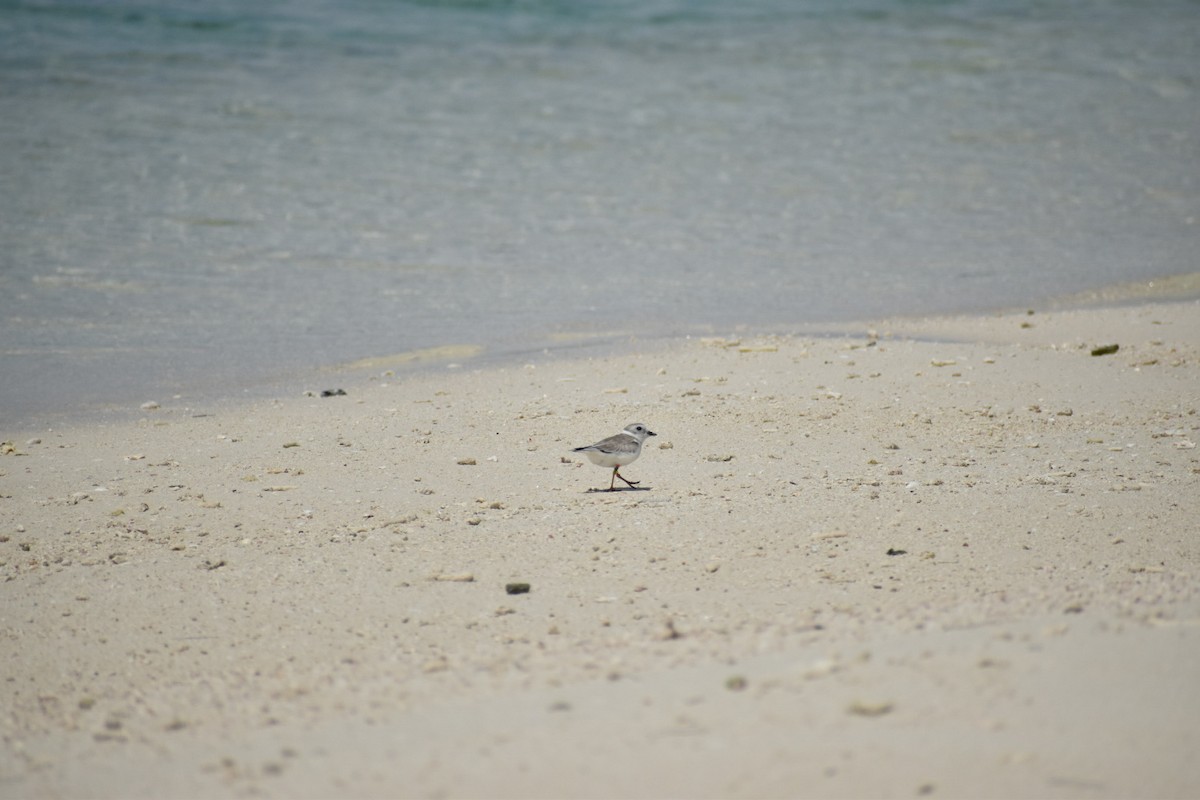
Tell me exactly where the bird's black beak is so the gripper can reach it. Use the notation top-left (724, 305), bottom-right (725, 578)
top-left (648, 430), bottom-right (657, 437)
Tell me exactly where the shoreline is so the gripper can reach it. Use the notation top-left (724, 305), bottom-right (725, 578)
top-left (2, 297), bottom-right (1198, 798)
top-left (8, 272), bottom-right (1200, 432)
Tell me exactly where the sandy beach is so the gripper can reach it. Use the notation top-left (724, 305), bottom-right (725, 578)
top-left (2, 298), bottom-right (1198, 799)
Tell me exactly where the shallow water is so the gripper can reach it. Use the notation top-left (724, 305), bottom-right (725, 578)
top-left (2, 0), bottom-right (1198, 423)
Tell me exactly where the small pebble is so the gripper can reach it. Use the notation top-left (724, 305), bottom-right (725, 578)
top-left (848, 700), bottom-right (894, 717)
top-left (658, 619), bottom-right (683, 640)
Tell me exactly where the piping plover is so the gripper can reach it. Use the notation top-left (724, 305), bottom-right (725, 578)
top-left (572, 423), bottom-right (657, 491)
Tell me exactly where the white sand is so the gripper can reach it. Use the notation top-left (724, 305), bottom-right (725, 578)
top-left (2, 300), bottom-right (1198, 798)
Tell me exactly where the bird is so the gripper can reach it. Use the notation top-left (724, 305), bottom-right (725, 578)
top-left (572, 423), bottom-right (657, 491)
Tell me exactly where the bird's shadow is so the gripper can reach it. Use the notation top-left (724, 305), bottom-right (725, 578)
top-left (585, 485), bottom-right (653, 494)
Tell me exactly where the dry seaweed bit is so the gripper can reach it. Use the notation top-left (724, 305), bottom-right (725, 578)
top-left (505, 582), bottom-right (531, 595)
top-left (433, 572), bottom-right (475, 582)
top-left (886, 548), bottom-right (908, 556)
top-left (320, 388), bottom-right (347, 397)
top-left (1090, 344), bottom-right (1119, 356)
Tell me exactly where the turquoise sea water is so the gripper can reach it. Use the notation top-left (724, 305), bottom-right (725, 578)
top-left (2, 0), bottom-right (1198, 423)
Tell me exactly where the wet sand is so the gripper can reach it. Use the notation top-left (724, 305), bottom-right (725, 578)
top-left (2, 300), bottom-right (1198, 798)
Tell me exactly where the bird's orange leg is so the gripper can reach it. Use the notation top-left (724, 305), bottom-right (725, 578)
top-left (612, 467), bottom-right (641, 490)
